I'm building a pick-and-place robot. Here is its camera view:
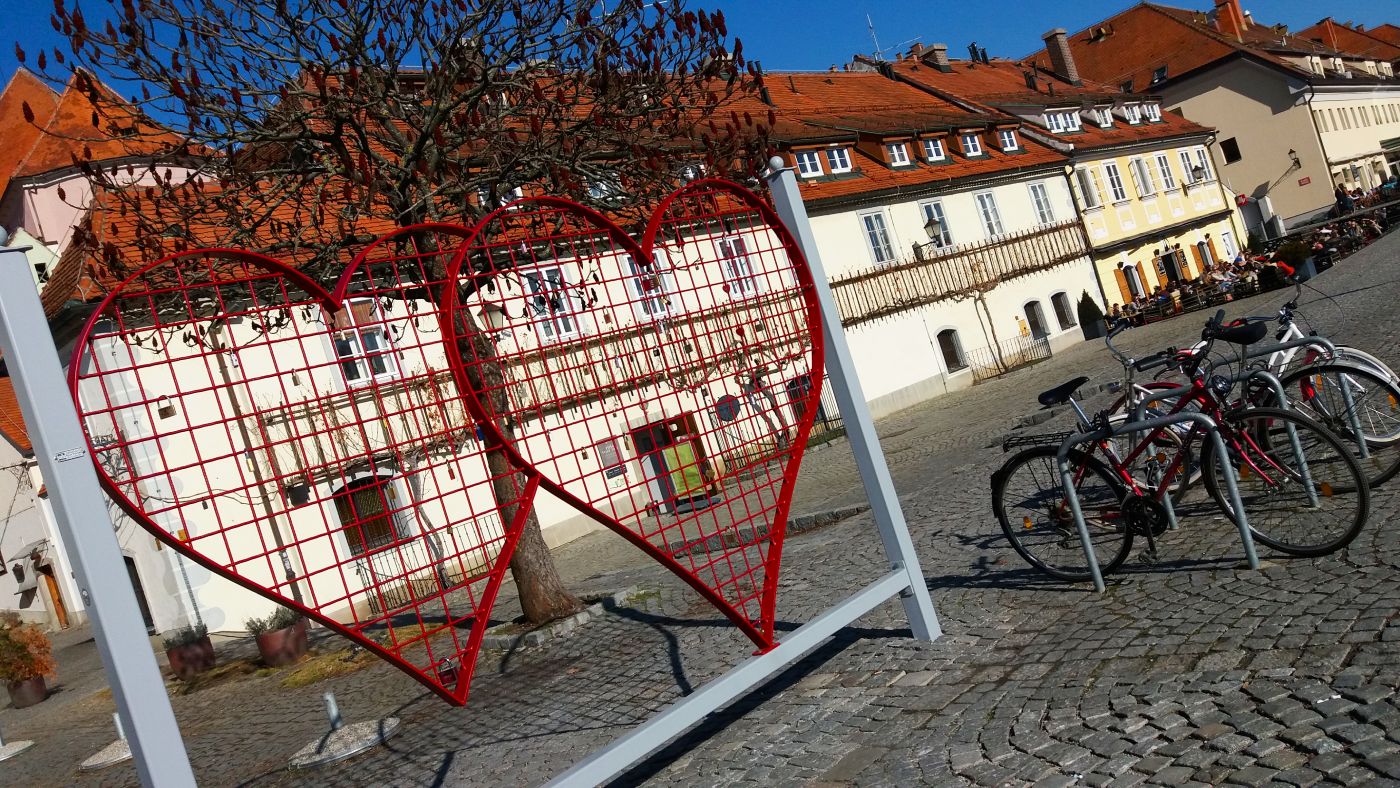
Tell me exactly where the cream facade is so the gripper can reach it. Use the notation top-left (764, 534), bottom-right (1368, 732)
top-left (1307, 87), bottom-right (1400, 188)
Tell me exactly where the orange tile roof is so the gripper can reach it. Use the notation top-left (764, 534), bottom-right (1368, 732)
top-left (0, 69), bottom-right (61, 200)
top-left (13, 71), bottom-right (188, 180)
top-left (1295, 19), bottom-right (1400, 62)
top-left (0, 377), bottom-right (32, 455)
top-left (1368, 25), bottom-right (1400, 47)
top-left (885, 57), bottom-right (1214, 152)
top-left (1024, 3), bottom-right (1354, 97)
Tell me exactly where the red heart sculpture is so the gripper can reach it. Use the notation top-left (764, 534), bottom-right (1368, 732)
top-left (443, 179), bottom-right (824, 647)
top-left (68, 229), bottom-right (536, 705)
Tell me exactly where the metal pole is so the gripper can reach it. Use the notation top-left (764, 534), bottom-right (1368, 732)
top-left (0, 247), bottom-right (196, 787)
top-left (764, 157), bottom-right (941, 641)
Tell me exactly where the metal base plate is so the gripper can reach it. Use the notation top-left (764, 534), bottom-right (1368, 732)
top-left (79, 739), bottom-right (132, 771)
top-left (288, 718), bottom-right (400, 769)
top-left (0, 740), bottom-right (35, 762)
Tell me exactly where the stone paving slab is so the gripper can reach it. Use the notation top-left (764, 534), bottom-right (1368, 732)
top-left (2, 231), bottom-right (1400, 786)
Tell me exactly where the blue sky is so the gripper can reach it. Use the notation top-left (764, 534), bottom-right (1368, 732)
top-left (2, 0), bottom-right (1394, 88)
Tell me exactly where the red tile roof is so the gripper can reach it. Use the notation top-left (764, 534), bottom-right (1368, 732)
top-left (1295, 19), bottom-right (1400, 62)
top-left (0, 377), bottom-right (32, 455)
top-left (0, 69), bottom-right (61, 200)
top-left (886, 57), bottom-right (1214, 152)
top-left (1368, 25), bottom-right (1400, 47)
top-left (1024, 3), bottom-right (1355, 96)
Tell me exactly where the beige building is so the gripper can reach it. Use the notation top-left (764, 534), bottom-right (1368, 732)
top-left (1028, 0), bottom-right (1400, 234)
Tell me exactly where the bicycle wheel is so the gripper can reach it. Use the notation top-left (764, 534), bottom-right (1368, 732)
top-left (1277, 363), bottom-right (1400, 489)
top-left (1200, 407), bottom-right (1370, 556)
top-left (1106, 412), bottom-right (1193, 502)
top-left (991, 445), bottom-right (1131, 581)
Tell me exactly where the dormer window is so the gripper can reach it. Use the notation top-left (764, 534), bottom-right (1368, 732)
top-left (795, 150), bottom-right (824, 178)
top-left (885, 143), bottom-right (912, 167)
top-left (1144, 103), bottom-right (1162, 122)
top-left (960, 133), bottom-right (983, 157)
top-left (1124, 104), bottom-right (1143, 124)
top-left (1044, 111), bottom-right (1081, 134)
top-left (1309, 56), bottom-right (1324, 75)
top-left (825, 147), bottom-right (853, 174)
top-left (477, 185), bottom-right (524, 208)
top-left (1151, 66), bottom-right (1168, 84)
top-left (922, 138), bottom-right (946, 162)
top-left (998, 130), bottom-right (1020, 151)
top-left (1095, 108), bottom-right (1114, 127)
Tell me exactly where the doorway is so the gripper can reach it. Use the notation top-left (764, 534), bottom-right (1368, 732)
top-left (630, 414), bottom-right (714, 515)
top-left (1024, 301), bottom-right (1050, 339)
top-left (124, 556), bottom-right (155, 633)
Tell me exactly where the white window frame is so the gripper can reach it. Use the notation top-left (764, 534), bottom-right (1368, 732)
top-left (973, 192), bottom-right (1004, 238)
top-left (626, 251), bottom-right (672, 318)
top-left (885, 143), bottom-right (912, 166)
top-left (998, 129), bottom-right (1020, 151)
top-left (1193, 148), bottom-right (1214, 182)
top-left (1076, 168), bottom-right (1103, 209)
top-left (795, 150), bottom-right (824, 178)
top-left (1027, 182), bottom-right (1055, 224)
top-left (825, 147), bottom-right (853, 174)
top-left (918, 200), bottom-right (953, 249)
top-left (523, 265), bottom-right (583, 340)
top-left (1124, 103), bottom-right (1143, 124)
top-left (922, 138), bottom-right (946, 162)
top-left (1096, 108), bottom-right (1114, 127)
top-left (1102, 162), bottom-right (1128, 202)
top-left (1220, 230), bottom-right (1237, 260)
top-left (858, 211), bottom-right (897, 266)
top-left (1144, 103), bottom-right (1162, 122)
top-left (1179, 150), bottom-right (1197, 184)
top-left (716, 236), bottom-right (759, 296)
top-left (587, 177), bottom-right (622, 202)
top-left (961, 133), bottom-right (983, 156)
top-left (1155, 153), bottom-right (1178, 190)
top-left (334, 299), bottom-right (399, 386)
top-left (478, 185), bottom-right (524, 209)
top-left (1130, 157), bottom-right (1157, 197)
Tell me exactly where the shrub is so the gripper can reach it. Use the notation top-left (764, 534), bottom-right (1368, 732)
top-left (245, 607), bottom-right (302, 635)
top-left (1077, 291), bottom-right (1104, 325)
top-left (0, 612), bottom-right (57, 682)
top-left (1274, 239), bottom-right (1311, 268)
top-left (161, 623), bottom-right (209, 650)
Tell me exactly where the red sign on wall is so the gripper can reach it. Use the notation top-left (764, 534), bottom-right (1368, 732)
top-left (1298, 176), bottom-right (1312, 186)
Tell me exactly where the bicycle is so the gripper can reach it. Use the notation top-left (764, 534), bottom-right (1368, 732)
top-left (991, 311), bottom-right (1371, 581)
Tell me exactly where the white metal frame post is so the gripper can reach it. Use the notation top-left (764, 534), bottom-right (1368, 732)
top-left (0, 247), bottom-right (197, 787)
top-left (545, 162), bottom-right (940, 786)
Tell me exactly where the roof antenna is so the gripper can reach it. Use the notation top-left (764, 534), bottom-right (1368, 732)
top-left (868, 14), bottom-right (884, 61)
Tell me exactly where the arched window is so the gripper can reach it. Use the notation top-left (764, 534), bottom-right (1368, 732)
top-left (937, 329), bottom-right (967, 372)
top-left (1024, 301), bottom-right (1050, 339)
top-left (1050, 293), bottom-right (1076, 330)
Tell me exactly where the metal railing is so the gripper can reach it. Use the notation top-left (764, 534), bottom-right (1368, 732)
top-left (829, 220), bottom-right (1090, 327)
top-left (965, 334), bottom-right (1053, 383)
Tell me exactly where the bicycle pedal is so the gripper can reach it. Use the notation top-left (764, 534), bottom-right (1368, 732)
top-left (1138, 550), bottom-right (1160, 566)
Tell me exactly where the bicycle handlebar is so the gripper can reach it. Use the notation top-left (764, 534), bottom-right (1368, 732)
top-left (1132, 350), bottom-right (1177, 373)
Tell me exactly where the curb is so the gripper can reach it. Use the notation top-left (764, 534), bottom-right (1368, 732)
top-left (479, 586), bottom-right (661, 651)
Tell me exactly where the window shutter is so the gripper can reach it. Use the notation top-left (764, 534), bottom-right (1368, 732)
top-left (1207, 237), bottom-right (1219, 263)
top-left (1191, 244), bottom-right (1206, 276)
top-left (1114, 268), bottom-right (1131, 303)
top-left (1128, 161), bottom-right (1144, 196)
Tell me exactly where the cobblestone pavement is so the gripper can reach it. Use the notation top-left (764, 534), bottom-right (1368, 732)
top-left (5, 233), bottom-right (1400, 787)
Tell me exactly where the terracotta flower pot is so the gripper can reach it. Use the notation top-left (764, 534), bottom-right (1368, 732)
top-left (7, 675), bottom-right (48, 708)
top-left (255, 619), bottom-right (308, 668)
top-left (166, 635), bottom-right (216, 681)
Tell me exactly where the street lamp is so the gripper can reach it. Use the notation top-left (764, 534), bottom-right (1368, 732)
top-left (1190, 165), bottom-right (1206, 183)
top-left (1288, 148), bottom-right (1301, 169)
top-left (478, 301), bottom-right (510, 334)
top-left (923, 213), bottom-right (943, 241)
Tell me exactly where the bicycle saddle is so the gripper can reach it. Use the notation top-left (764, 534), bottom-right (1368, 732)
top-left (1038, 375), bottom-right (1090, 407)
top-left (1205, 321), bottom-right (1268, 346)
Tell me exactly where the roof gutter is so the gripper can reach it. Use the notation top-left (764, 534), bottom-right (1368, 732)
top-left (802, 158), bottom-right (1069, 214)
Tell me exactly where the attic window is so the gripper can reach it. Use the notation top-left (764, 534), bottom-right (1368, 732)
top-left (998, 130), bottom-right (1020, 151)
top-left (1044, 111), bottom-right (1081, 133)
top-left (825, 147), bottom-right (853, 174)
top-left (1124, 104), bottom-right (1143, 124)
top-left (795, 150), bottom-right (824, 178)
top-left (1151, 66), bottom-right (1168, 84)
top-left (1096, 108), bottom-right (1114, 127)
top-left (1120, 80), bottom-right (1133, 92)
top-left (885, 143), bottom-right (912, 167)
top-left (1144, 103), bottom-right (1162, 122)
top-left (922, 138), bottom-right (946, 162)
top-left (960, 133), bottom-right (983, 157)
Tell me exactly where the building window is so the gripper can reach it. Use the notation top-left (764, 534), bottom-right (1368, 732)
top-left (626, 252), bottom-right (671, 317)
top-left (973, 192), bottom-right (1004, 237)
top-left (1076, 168), bottom-right (1103, 209)
top-left (1144, 103), bottom-right (1162, 122)
top-left (937, 329), bottom-right (966, 372)
top-left (1028, 182), bottom-right (1055, 224)
top-left (1179, 150), bottom-right (1198, 183)
top-left (524, 266), bottom-right (582, 339)
top-left (1154, 153), bottom-right (1177, 190)
top-left (587, 177), bottom-right (622, 202)
top-left (1045, 111), bottom-right (1081, 133)
top-left (334, 299), bottom-right (398, 385)
top-left (825, 147), bottom-right (853, 173)
top-left (1120, 79), bottom-right (1133, 92)
top-left (859, 212), bottom-right (896, 265)
top-left (922, 138), bottom-right (946, 161)
top-left (1150, 66), bottom-right (1168, 84)
top-left (1314, 110), bottom-right (1329, 133)
top-left (919, 201), bottom-right (953, 248)
top-left (1124, 104), bottom-right (1142, 124)
top-left (1051, 292), bottom-right (1076, 329)
top-left (998, 130), bottom-right (1019, 151)
top-left (1024, 301), bottom-right (1049, 339)
top-left (795, 150), bottom-right (824, 178)
top-left (716, 236), bottom-right (758, 295)
top-left (1220, 138), bottom-right (1241, 164)
top-left (1096, 108), bottom-right (1114, 127)
top-left (1129, 158), bottom-right (1156, 197)
top-left (961, 133), bottom-right (983, 156)
top-left (1220, 230), bottom-right (1237, 260)
top-left (1193, 148), bottom-right (1213, 181)
top-left (1102, 162), bottom-right (1128, 202)
top-left (333, 474), bottom-right (404, 556)
top-left (885, 143), bottom-right (911, 166)
top-left (477, 184), bottom-right (524, 208)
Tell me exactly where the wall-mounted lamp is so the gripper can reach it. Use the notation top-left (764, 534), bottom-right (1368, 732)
top-left (1190, 165), bottom-right (1207, 183)
top-left (478, 301), bottom-right (510, 334)
top-left (923, 214), bottom-right (943, 241)
top-left (1288, 148), bottom-right (1301, 169)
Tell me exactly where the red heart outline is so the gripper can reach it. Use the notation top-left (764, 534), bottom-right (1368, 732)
top-left (441, 179), bottom-right (825, 648)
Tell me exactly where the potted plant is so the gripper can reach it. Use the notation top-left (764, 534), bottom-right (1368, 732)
top-left (245, 607), bottom-right (308, 668)
top-left (0, 613), bottom-right (56, 708)
top-left (163, 624), bottom-right (215, 681)
top-left (1077, 291), bottom-right (1107, 341)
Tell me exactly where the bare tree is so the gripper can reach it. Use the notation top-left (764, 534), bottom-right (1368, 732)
top-left (24, 0), bottom-right (768, 623)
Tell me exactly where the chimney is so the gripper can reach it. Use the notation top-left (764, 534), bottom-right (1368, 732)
top-left (1041, 28), bottom-right (1082, 86)
top-left (909, 42), bottom-right (924, 58)
top-left (927, 43), bottom-right (952, 72)
top-left (756, 61), bottom-right (772, 106)
top-left (1213, 0), bottom-right (1245, 40)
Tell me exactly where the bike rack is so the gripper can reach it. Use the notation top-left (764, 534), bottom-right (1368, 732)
top-left (1247, 335), bottom-right (1371, 463)
top-left (1055, 410), bottom-right (1259, 593)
